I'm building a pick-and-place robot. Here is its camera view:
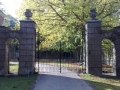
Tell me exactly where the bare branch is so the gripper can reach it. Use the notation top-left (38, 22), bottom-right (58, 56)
top-left (97, 3), bottom-right (107, 16)
top-left (98, 1), bottom-right (118, 16)
top-left (72, 11), bottom-right (81, 20)
top-left (49, 4), bottom-right (67, 23)
top-left (48, 0), bottom-right (61, 8)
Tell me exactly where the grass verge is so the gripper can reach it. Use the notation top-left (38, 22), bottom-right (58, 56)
top-left (0, 64), bottom-right (38, 90)
top-left (80, 74), bottom-right (120, 90)
top-left (9, 64), bottom-right (18, 73)
top-left (0, 74), bottom-right (38, 90)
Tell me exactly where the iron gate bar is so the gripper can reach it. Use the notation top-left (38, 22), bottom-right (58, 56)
top-left (37, 31), bottom-right (40, 73)
top-left (60, 42), bottom-right (61, 73)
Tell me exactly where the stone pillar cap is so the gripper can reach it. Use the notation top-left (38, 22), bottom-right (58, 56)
top-left (87, 8), bottom-right (101, 23)
top-left (24, 9), bottom-right (32, 21)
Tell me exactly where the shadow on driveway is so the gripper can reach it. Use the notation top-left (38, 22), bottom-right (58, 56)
top-left (31, 72), bottom-right (94, 90)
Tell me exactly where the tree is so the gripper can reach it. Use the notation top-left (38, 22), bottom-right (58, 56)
top-left (0, 2), bottom-right (5, 13)
top-left (3, 14), bottom-right (19, 30)
top-left (16, 0), bottom-right (120, 54)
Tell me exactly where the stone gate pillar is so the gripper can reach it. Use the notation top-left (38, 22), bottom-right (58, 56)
top-left (19, 9), bottom-right (36, 75)
top-left (0, 26), bottom-right (8, 76)
top-left (85, 9), bottom-right (102, 76)
top-left (114, 26), bottom-right (120, 77)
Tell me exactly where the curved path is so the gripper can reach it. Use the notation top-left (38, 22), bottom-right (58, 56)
top-left (31, 71), bottom-right (94, 90)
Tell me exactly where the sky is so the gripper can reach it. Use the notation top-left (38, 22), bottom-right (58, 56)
top-left (0, 0), bottom-right (22, 17)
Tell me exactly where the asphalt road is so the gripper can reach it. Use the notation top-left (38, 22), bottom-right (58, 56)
top-left (31, 71), bottom-right (94, 90)
top-left (10, 62), bottom-right (94, 90)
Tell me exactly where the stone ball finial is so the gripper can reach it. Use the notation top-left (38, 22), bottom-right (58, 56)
top-left (24, 9), bottom-right (32, 20)
top-left (89, 8), bottom-right (97, 20)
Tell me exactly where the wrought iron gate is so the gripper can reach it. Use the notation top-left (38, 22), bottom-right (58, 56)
top-left (35, 47), bottom-right (84, 73)
top-left (35, 33), bottom-right (85, 73)
top-left (36, 56), bottom-right (82, 73)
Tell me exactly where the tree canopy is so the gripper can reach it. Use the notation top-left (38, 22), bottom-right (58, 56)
top-left (16, 0), bottom-right (120, 52)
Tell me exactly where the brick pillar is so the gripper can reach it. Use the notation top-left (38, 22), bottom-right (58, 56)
top-left (85, 20), bottom-right (102, 76)
top-left (0, 26), bottom-right (8, 75)
top-left (19, 20), bottom-right (36, 75)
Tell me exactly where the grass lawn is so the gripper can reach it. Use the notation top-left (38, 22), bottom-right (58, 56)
top-left (81, 74), bottom-right (120, 90)
top-left (9, 64), bottom-right (19, 73)
top-left (0, 75), bottom-right (37, 90)
top-left (0, 64), bottom-right (38, 90)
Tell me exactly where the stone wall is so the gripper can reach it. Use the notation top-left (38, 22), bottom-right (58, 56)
top-left (85, 20), bottom-right (102, 76)
top-left (19, 20), bottom-right (36, 75)
top-left (114, 26), bottom-right (120, 77)
top-left (85, 9), bottom-right (120, 77)
top-left (0, 26), bottom-right (8, 75)
top-left (0, 10), bottom-right (36, 76)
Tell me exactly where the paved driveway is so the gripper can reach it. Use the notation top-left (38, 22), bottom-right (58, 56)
top-left (31, 71), bottom-right (94, 90)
